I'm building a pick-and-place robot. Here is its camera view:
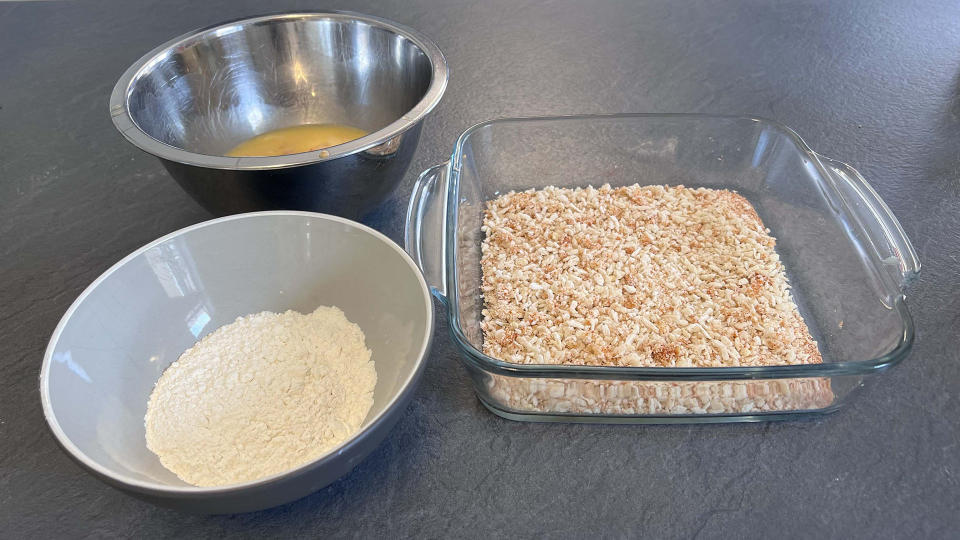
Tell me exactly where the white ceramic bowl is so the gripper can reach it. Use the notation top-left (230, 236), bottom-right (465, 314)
top-left (40, 212), bottom-right (433, 513)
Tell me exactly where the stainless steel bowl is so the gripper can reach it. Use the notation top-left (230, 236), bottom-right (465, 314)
top-left (110, 12), bottom-right (447, 218)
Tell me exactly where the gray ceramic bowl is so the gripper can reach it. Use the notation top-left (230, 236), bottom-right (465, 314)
top-left (110, 12), bottom-right (447, 218)
top-left (39, 212), bottom-right (433, 513)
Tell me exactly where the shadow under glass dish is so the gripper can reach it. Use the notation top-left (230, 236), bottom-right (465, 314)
top-left (111, 12), bottom-right (447, 218)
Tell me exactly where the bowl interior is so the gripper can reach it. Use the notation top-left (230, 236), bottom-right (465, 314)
top-left (43, 213), bottom-right (431, 488)
top-left (124, 14), bottom-right (434, 156)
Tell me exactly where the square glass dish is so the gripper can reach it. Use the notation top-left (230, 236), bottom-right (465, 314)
top-left (404, 114), bottom-right (919, 423)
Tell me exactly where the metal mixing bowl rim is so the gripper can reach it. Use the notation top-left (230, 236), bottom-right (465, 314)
top-left (109, 11), bottom-right (448, 170)
top-left (39, 211), bottom-right (435, 495)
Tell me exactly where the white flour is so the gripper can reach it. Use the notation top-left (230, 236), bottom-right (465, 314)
top-left (144, 306), bottom-right (376, 487)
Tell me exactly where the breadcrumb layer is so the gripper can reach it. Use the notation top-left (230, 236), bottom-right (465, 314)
top-left (480, 184), bottom-right (822, 368)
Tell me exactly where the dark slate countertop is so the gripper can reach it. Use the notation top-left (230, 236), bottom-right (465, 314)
top-left (2, 0), bottom-right (958, 537)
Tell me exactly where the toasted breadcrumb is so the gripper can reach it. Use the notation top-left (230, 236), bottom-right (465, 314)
top-left (480, 184), bottom-right (822, 368)
top-left (479, 184), bottom-right (831, 415)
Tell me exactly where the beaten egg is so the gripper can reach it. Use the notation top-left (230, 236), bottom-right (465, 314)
top-left (226, 123), bottom-right (368, 157)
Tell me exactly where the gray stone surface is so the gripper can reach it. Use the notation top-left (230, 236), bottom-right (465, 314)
top-left (2, 0), bottom-right (958, 537)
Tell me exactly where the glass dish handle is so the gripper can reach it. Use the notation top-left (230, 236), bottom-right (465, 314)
top-left (404, 162), bottom-right (449, 302)
top-left (815, 153), bottom-right (920, 294)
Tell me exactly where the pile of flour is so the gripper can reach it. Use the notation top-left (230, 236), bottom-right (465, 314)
top-left (144, 306), bottom-right (376, 487)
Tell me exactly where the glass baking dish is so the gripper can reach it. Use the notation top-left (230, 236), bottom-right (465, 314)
top-left (404, 114), bottom-right (919, 423)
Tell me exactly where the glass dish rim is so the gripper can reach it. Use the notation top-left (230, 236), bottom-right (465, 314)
top-left (442, 112), bottom-right (915, 381)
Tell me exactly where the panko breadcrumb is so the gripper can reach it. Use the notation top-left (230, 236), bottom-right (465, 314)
top-left (485, 376), bottom-right (834, 416)
top-left (480, 184), bottom-right (822, 368)
top-left (479, 184), bottom-right (831, 415)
